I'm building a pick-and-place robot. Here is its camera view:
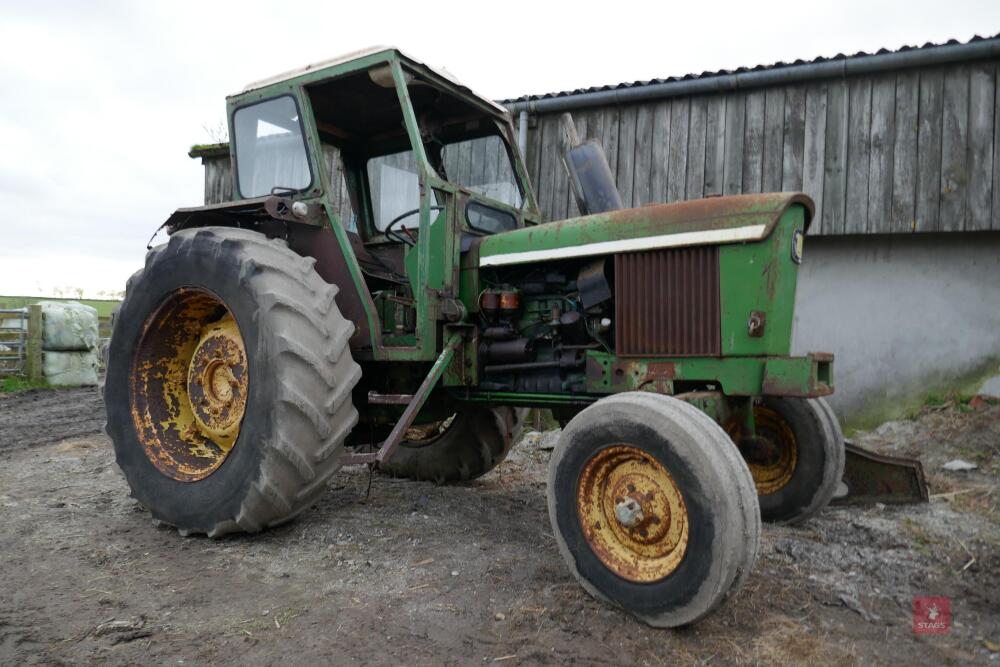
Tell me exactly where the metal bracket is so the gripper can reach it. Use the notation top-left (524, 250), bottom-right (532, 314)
top-left (832, 441), bottom-right (929, 505)
top-left (342, 332), bottom-right (464, 466)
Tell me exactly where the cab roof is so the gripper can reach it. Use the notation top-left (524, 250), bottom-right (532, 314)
top-left (236, 46), bottom-right (507, 115)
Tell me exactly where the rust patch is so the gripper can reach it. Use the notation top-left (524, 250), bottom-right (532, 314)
top-left (615, 246), bottom-right (721, 357)
top-left (130, 288), bottom-right (247, 482)
top-left (576, 445), bottom-right (689, 583)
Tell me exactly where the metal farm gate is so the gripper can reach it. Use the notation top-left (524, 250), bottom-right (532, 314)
top-left (0, 308), bottom-right (29, 375)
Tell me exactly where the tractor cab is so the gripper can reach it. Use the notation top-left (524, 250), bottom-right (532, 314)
top-left (224, 47), bottom-right (538, 355)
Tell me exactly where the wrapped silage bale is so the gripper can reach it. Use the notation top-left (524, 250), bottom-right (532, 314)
top-left (38, 301), bottom-right (99, 351)
top-left (42, 350), bottom-right (100, 386)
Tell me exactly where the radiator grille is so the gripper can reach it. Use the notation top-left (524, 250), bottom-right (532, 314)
top-left (615, 246), bottom-right (721, 356)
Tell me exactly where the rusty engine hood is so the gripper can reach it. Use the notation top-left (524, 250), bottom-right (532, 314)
top-left (477, 193), bottom-right (814, 268)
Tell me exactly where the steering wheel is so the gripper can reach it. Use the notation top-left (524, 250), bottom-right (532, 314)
top-left (384, 206), bottom-right (444, 245)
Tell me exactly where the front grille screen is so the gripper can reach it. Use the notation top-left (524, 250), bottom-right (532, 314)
top-left (614, 246), bottom-right (721, 356)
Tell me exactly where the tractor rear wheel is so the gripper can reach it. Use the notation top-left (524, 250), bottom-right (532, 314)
top-left (547, 392), bottom-right (760, 628)
top-left (378, 408), bottom-right (526, 483)
top-left (730, 397), bottom-right (844, 525)
top-left (104, 227), bottom-right (361, 536)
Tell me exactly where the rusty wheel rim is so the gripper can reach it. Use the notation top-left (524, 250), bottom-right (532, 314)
top-left (402, 414), bottom-right (457, 448)
top-left (576, 445), bottom-right (689, 583)
top-left (728, 406), bottom-right (798, 496)
top-left (130, 288), bottom-right (249, 482)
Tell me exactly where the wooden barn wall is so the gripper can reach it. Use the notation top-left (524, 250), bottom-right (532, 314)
top-left (524, 58), bottom-right (1000, 234)
top-left (199, 58), bottom-right (1000, 235)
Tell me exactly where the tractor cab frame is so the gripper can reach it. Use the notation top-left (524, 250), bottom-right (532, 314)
top-left (224, 47), bottom-right (539, 363)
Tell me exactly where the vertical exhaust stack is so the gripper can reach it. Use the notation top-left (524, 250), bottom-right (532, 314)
top-left (560, 112), bottom-right (624, 216)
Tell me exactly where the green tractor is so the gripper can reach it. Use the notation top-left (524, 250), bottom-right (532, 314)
top-left (105, 47), bottom-right (844, 627)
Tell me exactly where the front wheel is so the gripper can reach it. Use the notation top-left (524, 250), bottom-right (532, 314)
top-left (547, 392), bottom-right (760, 628)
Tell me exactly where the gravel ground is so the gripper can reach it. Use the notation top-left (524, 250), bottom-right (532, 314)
top-left (0, 387), bottom-right (998, 665)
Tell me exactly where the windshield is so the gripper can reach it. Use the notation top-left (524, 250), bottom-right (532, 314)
top-left (440, 134), bottom-right (522, 209)
top-left (233, 96), bottom-right (312, 198)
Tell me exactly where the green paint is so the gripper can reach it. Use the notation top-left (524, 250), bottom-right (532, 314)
top-left (719, 208), bottom-right (803, 356)
top-left (582, 351), bottom-right (831, 397)
top-left (477, 194), bottom-right (805, 261)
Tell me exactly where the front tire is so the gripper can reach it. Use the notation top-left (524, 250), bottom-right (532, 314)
top-left (105, 227), bottom-right (361, 537)
top-left (547, 392), bottom-right (760, 628)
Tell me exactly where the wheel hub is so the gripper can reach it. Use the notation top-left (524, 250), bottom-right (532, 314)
top-left (728, 406), bottom-right (798, 495)
top-left (577, 445), bottom-right (688, 583)
top-left (130, 288), bottom-right (248, 482)
top-left (186, 316), bottom-right (247, 452)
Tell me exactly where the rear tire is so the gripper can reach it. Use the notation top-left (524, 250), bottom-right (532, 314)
top-left (105, 226), bottom-right (361, 537)
top-left (737, 397), bottom-right (845, 525)
top-left (547, 392), bottom-right (760, 628)
top-left (379, 407), bottom-right (526, 483)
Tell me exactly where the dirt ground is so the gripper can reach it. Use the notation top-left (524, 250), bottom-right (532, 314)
top-left (1, 387), bottom-right (998, 666)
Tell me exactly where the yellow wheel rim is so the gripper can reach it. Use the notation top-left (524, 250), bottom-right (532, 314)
top-left (576, 445), bottom-right (689, 583)
top-left (130, 288), bottom-right (249, 482)
top-left (727, 406), bottom-right (798, 495)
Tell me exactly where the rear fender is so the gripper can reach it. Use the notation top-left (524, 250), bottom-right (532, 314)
top-left (161, 198), bottom-right (378, 353)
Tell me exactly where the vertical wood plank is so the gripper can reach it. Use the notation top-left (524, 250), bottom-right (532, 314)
top-left (602, 105), bottom-right (622, 188)
top-left (867, 75), bottom-right (896, 233)
top-left (667, 99), bottom-right (690, 202)
top-left (995, 64), bottom-right (1000, 230)
top-left (470, 136), bottom-right (488, 186)
top-left (704, 96), bottom-right (726, 196)
top-left (891, 71), bottom-right (919, 232)
top-left (723, 93), bottom-right (746, 195)
top-left (633, 104), bottom-right (655, 206)
top-left (742, 90), bottom-right (766, 193)
top-left (483, 133), bottom-right (500, 187)
top-left (822, 80), bottom-right (849, 235)
top-left (456, 139), bottom-right (473, 188)
top-left (939, 66), bottom-right (970, 231)
top-left (782, 86), bottom-right (806, 192)
top-left (967, 62), bottom-right (995, 231)
top-left (845, 77), bottom-right (873, 234)
top-left (551, 120), bottom-right (573, 221)
top-left (686, 96), bottom-right (708, 199)
top-left (537, 114), bottom-right (561, 221)
top-left (802, 83), bottom-right (828, 232)
top-left (650, 101), bottom-right (672, 203)
top-left (762, 87), bottom-right (786, 192)
top-left (915, 68), bottom-right (944, 232)
top-left (526, 120), bottom-right (544, 199)
top-left (617, 105), bottom-right (638, 206)
top-left (25, 305), bottom-right (42, 383)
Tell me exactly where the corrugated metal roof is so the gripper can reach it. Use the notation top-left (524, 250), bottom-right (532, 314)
top-left (500, 34), bottom-right (999, 105)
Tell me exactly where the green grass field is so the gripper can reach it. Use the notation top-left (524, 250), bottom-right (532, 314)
top-left (0, 296), bottom-right (120, 318)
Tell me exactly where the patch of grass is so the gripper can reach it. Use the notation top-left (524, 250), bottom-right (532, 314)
top-left (924, 393), bottom-right (949, 407)
top-left (0, 376), bottom-right (50, 393)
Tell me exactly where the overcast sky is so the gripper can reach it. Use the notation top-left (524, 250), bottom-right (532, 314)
top-left (1, 0), bottom-right (998, 298)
